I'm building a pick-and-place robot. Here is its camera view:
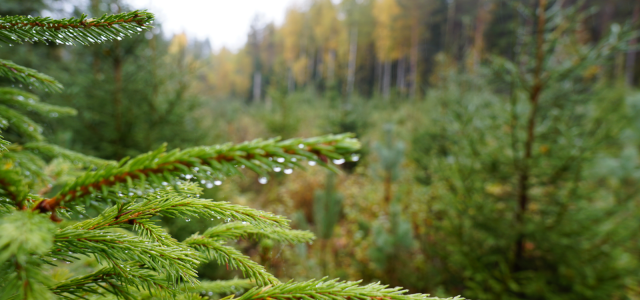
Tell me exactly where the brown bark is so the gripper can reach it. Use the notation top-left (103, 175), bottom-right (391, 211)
top-left (515, 0), bottom-right (546, 272)
top-left (384, 173), bottom-right (392, 205)
top-left (445, 0), bottom-right (456, 53)
top-left (471, 0), bottom-right (494, 72)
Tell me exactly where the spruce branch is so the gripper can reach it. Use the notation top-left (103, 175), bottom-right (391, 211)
top-left (203, 222), bottom-right (315, 244)
top-left (53, 228), bottom-right (200, 285)
top-left (24, 142), bottom-right (114, 167)
top-left (0, 211), bottom-right (56, 299)
top-left (0, 169), bottom-right (29, 207)
top-left (0, 59), bottom-right (63, 92)
top-left (67, 182), bottom-right (289, 231)
top-left (235, 278), bottom-right (465, 300)
top-left (0, 88), bottom-right (76, 116)
top-left (0, 104), bottom-right (45, 141)
top-left (185, 279), bottom-right (255, 296)
top-left (0, 11), bottom-right (154, 46)
top-left (184, 237), bottom-right (279, 286)
top-left (50, 264), bottom-right (172, 300)
top-left (33, 134), bottom-right (360, 216)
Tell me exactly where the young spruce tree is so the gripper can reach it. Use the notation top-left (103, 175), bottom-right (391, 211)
top-left (0, 10), bottom-right (461, 300)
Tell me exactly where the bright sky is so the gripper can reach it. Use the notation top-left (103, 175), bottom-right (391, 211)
top-left (125, 0), bottom-right (299, 52)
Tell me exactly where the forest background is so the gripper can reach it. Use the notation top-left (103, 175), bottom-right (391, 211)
top-left (2, 0), bottom-right (640, 299)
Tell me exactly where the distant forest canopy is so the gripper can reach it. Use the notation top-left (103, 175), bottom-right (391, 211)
top-left (2, 0), bottom-right (638, 103)
top-left (202, 0), bottom-right (639, 101)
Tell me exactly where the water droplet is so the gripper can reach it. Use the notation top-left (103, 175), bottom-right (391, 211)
top-left (206, 182), bottom-right (214, 188)
top-left (162, 182), bottom-right (168, 186)
top-left (52, 258), bottom-right (57, 260)
top-left (241, 165), bottom-right (245, 168)
top-left (214, 180), bottom-right (222, 186)
top-left (291, 158), bottom-right (297, 162)
top-left (276, 157), bottom-right (285, 163)
top-left (185, 174), bottom-right (193, 179)
top-left (242, 221), bottom-right (248, 225)
top-left (308, 161), bottom-right (317, 166)
top-left (258, 177), bottom-right (268, 184)
top-left (284, 169), bottom-right (293, 174)
top-left (200, 179), bottom-right (206, 184)
top-left (273, 167), bottom-right (282, 172)
top-left (186, 218), bottom-right (190, 222)
top-left (298, 144), bottom-right (305, 149)
top-left (351, 154), bottom-right (360, 162)
top-left (333, 158), bottom-right (345, 165)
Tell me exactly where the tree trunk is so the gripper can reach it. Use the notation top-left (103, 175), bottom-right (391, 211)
top-left (383, 60), bottom-right (391, 100)
top-left (471, 0), bottom-right (494, 72)
top-left (113, 41), bottom-right (123, 159)
top-left (327, 49), bottom-right (336, 84)
top-left (396, 56), bottom-right (405, 95)
top-left (376, 59), bottom-right (382, 95)
top-left (410, 21), bottom-right (419, 100)
top-left (288, 68), bottom-right (295, 93)
top-left (445, 0), bottom-right (456, 53)
top-left (253, 71), bottom-right (262, 103)
top-left (307, 49), bottom-right (314, 87)
top-left (600, 1), bottom-right (615, 39)
top-left (316, 48), bottom-right (323, 82)
top-left (347, 27), bottom-right (358, 99)
top-left (626, 3), bottom-right (640, 86)
top-left (383, 173), bottom-right (392, 206)
top-left (515, 0), bottom-right (546, 273)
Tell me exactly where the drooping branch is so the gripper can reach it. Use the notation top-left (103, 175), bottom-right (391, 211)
top-left (184, 237), bottom-right (279, 286)
top-left (0, 59), bottom-right (63, 92)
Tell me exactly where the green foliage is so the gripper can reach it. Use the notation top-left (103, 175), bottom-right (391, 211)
top-left (372, 124), bottom-right (404, 182)
top-left (369, 203), bottom-right (414, 271)
top-left (0, 60), bottom-right (62, 92)
top-left (234, 278), bottom-right (464, 300)
top-left (0, 11), bottom-right (154, 46)
top-left (410, 2), bottom-right (640, 299)
top-left (313, 173), bottom-right (343, 240)
top-left (0, 8), bottom-right (455, 300)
